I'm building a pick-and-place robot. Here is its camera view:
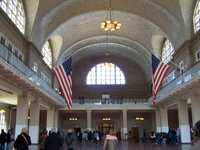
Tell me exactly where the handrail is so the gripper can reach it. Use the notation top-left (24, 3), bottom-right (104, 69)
top-left (153, 61), bottom-right (200, 102)
top-left (0, 44), bottom-right (65, 104)
top-left (73, 98), bottom-right (148, 105)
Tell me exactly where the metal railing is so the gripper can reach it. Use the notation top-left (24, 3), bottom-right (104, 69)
top-left (0, 44), bottom-right (65, 104)
top-left (154, 61), bottom-right (200, 102)
top-left (73, 98), bottom-right (148, 105)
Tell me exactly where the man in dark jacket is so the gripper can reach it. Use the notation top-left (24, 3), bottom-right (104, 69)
top-left (0, 129), bottom-right (7, 150)
top-left (65, 129), bottom-right (75, 150)
top-left (44, 130), bottom-right (62, 150)
top-left (14, 128), bottom-right (31, 150)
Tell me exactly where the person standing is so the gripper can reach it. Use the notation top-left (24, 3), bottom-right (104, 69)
top-left (65, 129), bottom-right (75, 150)
top-left (14, 128), bottom-right (31, 150)
top-left (190, 120), bottom-right (200, 150)
top-left (44, 129), bottom-right (62, 150)
top-left (0, 129), bottom-right (7, 150)
top-left (103, 130), bottom-right (118, 150)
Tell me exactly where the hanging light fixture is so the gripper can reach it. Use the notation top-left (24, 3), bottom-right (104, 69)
top-left (100, 0), bottom-right (122, 31)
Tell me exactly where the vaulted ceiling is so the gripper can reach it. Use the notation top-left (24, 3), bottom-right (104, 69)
top-left (25, 0), bottom-right (196, 80)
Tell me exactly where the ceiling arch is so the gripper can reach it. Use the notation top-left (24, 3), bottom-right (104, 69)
top-left (31, 0), bottom-right (184, 50)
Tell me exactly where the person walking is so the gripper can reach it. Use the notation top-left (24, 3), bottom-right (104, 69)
top-left (0, 129), bottom-right (7, 150)
top-left (14, 128), bottom-right (31, 150)
top-left (103, 130), bottom-right (118, 150)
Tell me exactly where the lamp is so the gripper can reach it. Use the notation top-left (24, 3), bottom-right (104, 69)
top-left (101, 0), bottom-right (121, 31)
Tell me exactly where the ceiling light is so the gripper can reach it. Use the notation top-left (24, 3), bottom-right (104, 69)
top-left (100, 0), bottom-right (121, 32)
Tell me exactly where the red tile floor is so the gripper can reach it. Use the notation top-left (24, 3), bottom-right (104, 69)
top-left (30, 141), bottom-right (192, 150)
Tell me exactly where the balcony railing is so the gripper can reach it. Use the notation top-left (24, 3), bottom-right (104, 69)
top-left (0, 43), bottom-right (65, 104)
top-left (154, 61), bottom-right (200, 102)
top-left (73, 98), bottom-right (148, 105)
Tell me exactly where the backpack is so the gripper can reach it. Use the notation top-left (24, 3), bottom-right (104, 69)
top-left (65, 134), bottom-right (73, 145)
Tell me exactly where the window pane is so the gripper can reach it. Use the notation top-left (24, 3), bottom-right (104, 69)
top-left (194, 0), bottom-right (200, 32)
top-left (161, 39), bottom-right (174, 64)
top-left (42, 41), bottom-right (52, 68)
top-left (0, 0), bottom-right (25, 33)
top-left (86, 62), bottom-right (125, 85)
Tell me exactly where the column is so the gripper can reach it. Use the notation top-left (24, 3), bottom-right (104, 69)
top-left (155, 109), bottom-right (161, 132)
top-left (15, 94), bottom-right (29, 138)
top-left (47, 107), bottom-right (55, 132)
top-left (54, 109), bottom-right (59, 131)
top-left (160, 106), bottom-right (169, 133)
top-left (178, 100), bottom-right (191, 143)
top-left (29, 100), bottom-right (40, 144)
top-left (87, 110), bottom-right (92, 130)
top-left (47, 107), bottom-right (59, 132)
top-left (191, 93), bottom-right (200, 126)
top-left (122, 109), bottom-right (128, 140)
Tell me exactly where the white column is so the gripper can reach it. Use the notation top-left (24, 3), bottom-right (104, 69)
top-left (178, 100), bottom-right (191, 143)
top-left (15, 94), bottom-right (29, 138)
top-left (54, 109), bottom-right (59, 131)
top-left (155, 109), bottom-right (161, 132)
top-left (87, 110), bottom-right (92, 130)
top-left (47, 107), bottom-right (59, 132)
top-left (122, 109), bottom-right (128, 140)
top-left (29, 100), bottom-right (40, 144)
top-left (191, 93), bottom-right (200, 126)
top-left (160, 106), bottom-right (169, 133)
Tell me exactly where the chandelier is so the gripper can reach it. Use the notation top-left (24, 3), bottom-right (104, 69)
top-left (100, 0), bottom-right (122, 31)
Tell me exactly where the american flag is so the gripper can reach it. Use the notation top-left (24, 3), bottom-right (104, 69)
top-left (53, 57), bottom-right (72, 109)
top-left (152, 55), bottom-right (170, 104)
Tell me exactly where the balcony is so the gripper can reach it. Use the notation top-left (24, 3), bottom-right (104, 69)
top-left (153, 61), bottom-right (200, 103)
top-left (71, 98), bottom-right (152, 110)
top-left (0, 43), bottom-right (65, 105)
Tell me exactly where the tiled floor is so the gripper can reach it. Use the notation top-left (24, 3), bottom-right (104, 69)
top-left (30, 141), bottom-right (193, 150)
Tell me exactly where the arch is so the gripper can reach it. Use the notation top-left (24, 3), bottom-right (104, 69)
top-left (42, 40), bottom-right (53, 68)
top-left (0, 0), bottom-right (26, 33)
top-left (32, 0), bottom-right (183, 49)
top-left (86, 62), bottom-right (126, 85)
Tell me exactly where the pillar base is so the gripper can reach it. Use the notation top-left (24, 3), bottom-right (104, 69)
top-left (29, 125), bottom-right (39, 144)
top-left (180, 125), bottom-right (191, 143)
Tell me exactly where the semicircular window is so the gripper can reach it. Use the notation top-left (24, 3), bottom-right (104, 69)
top-left (161, 39), bottom-right (174, 64)
top-left (0, 0), bottom-right (25, 33)
top-left (194, 0), bottom-right (200, 33)
top-left (86, 62), bottom-right (126, 85)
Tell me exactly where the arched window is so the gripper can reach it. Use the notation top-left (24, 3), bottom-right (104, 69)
top-left (42, 41), bottom-right (52, 68)
top-left (194, 0), bottom-right (200, 33)
top-left (161, 39), bottom-right (174, 64)
top-left (0, 0), bottom-right (25, 33)
top-left (86, 62), bottom-right (126, 85)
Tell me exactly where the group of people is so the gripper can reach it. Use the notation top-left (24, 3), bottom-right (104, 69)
top-left (0, 129), bottom-right (14, 150)
top-left (0, 120), bottom-right (200, 150)
top-left (38, 129), bottom-right (119, 150)
top-left (149, 128), bottom-right (181, 145)
top-left (0, 128), bottom-right (31, 150)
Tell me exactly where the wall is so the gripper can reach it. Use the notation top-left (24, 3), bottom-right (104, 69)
top-left (0, 10), bottom-right (52, 85)
top-left (72, 56), bottom-right (150, 99)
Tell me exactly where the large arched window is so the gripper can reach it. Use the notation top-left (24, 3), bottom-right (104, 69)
top-left (0, 0), bottom-right (25, 33)
top-left (161, 39), bottom-right (174, 64)
top-left (86, 62), bottom-right (126, 85)
top-left (194, 0), bottom-right (200, 33)
top-left (42, 41), bottom-right (52, 68)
